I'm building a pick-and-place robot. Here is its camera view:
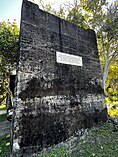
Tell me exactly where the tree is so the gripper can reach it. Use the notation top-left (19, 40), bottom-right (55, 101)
top-left (97, 2), bottom-right (118, 90)
top-left (105, 60), bottom-right (118, 103)
top-left (0, 20), bottom-right (19, 106)
top-left (66, 0), bottom-right (118, 90)
top-left (75, 0), bottom-right (118, 102)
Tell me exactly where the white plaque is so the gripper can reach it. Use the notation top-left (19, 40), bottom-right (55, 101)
top-left (56, 51), bottom-right (83, 66)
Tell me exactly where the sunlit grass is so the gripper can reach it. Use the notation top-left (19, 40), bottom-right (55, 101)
top-left (108, 107), bottom-right (118, 116)
top-left (107, 101), bottom-right (118, 105)
top-left (106, 97), bottom-right (118, 105)
top-left (0, 104), bottom-right (6, 110)
top-left (106, 97), bottom-right (118, 116)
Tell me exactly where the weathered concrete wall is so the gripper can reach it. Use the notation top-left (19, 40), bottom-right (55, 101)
top-left (12, 0), bottom-right (107, 156)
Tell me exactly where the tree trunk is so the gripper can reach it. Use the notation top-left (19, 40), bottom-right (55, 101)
top-left (103, 55), bottom-right (109, 90)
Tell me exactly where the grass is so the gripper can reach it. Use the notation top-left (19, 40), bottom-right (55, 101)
top-left (0, 114), bottom-right (7, 122)
top-left (37, 146), bottom-right (67, 157)
top-left (106, 97), bottom-right (118, 105)
top-left (36, 122), bottom-right (118, 157)
top-left (108, 107), bottom-right (118, 116)
top-left (74, 123), bottom-right (118, 157)
top-left (0, 105), bottom-right (6, 110)
top-left (0, 134), bottom-right (10, 157)
top-left (0, 111), bottom-right (10, 157)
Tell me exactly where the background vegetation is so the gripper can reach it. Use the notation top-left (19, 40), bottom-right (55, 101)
top-left (0, 20), bottom-right (19, 107)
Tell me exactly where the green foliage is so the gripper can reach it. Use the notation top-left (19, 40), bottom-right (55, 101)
top-left (0, 20), bottom-right (19, 65)
top-left (105, 60), bottom-right (118, 103)
top-left (0, 20), bottom-right (19, 106)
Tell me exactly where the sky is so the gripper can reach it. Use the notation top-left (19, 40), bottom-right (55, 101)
top-left (0, 0), bottom-right (116, 27)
